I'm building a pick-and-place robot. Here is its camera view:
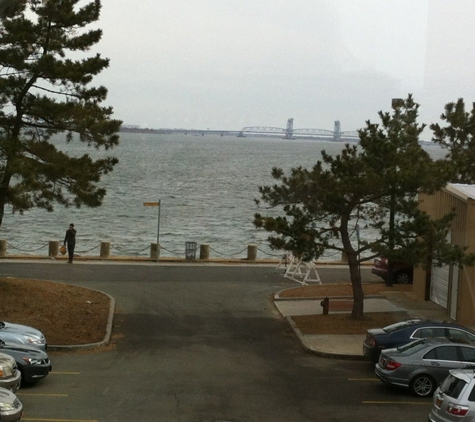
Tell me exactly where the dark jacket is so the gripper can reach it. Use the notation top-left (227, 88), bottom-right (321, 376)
top-left (64, 228), bottom-right (77, 245)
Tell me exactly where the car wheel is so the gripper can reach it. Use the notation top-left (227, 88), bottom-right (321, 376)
top-left (410, 374), bottom-right (436, 397)
top-left (395, 270), bottom-right (412, 284)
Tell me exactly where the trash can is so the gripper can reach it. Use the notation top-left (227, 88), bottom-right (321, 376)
top-left (185, 242), bottom-right (197, 260)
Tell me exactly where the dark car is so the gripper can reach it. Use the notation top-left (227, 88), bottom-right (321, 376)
top-left (363, 319), bottom-right (475, 362)
top-left (376, 338), bottom-right (475, 398)
top-left (0, 340), bottom-right (51, 384)
top-left (372, 257), bottom-right (413, 284)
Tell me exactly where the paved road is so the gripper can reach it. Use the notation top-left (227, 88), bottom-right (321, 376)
top-left (0, 262), bottom-right (431, 422)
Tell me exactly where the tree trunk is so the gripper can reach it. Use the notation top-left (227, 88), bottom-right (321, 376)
top-left (347, 251), bottom-right (365, 319)
top-left (340, 215), bottom-right (365, 319)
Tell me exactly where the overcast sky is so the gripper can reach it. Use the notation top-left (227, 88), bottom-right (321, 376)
top-left (90, 0), bottom-right (475, 137)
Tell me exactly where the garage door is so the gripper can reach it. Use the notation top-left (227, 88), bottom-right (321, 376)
top-left (430, 263), bottom-right (449, 308)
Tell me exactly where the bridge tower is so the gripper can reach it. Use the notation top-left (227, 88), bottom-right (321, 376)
top-left (333, 120), bottom-right (341, 142)
top-left (284, 118), bottom-right (294, 139)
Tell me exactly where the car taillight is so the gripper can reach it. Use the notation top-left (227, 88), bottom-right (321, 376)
top-left (447, 403), bottom-right (469, 416)
top-left (385, 360), bottom-right (401, 370)
top-left (366, 335), bottom-right (376, 347)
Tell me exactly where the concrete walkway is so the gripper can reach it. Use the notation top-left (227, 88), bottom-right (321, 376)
top-left (274, 292), bottom-right (452, 359)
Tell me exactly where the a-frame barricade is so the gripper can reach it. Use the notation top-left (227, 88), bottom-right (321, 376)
top-left (301, 261), bottom-right (322, 284)
top-left (275, 252), bottom-right (294, 273)
top-left (284, 258), bottom-right (306, 282)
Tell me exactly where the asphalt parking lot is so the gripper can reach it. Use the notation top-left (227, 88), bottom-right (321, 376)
top-left (2, 262), bottom-right (433, 422)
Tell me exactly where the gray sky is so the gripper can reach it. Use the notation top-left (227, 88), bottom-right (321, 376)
top-left (91, 0), bottom-right (475, 137)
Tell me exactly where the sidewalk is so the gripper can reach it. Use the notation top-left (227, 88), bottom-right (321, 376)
top-left (274, 291), bottom-right (451, 360)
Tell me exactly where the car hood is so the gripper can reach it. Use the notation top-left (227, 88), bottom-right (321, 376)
top-left (0, 321), bottom-right (44, 338)
top-left (1, 342), bottom-right (48, 359)
top-left (0, 386), bottom-right (20, 403)
top-left (0, 352), bottom-right (16, 367)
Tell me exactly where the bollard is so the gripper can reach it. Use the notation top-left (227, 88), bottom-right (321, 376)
top-left (49, 241), bottom-right (60, 257)
top-left (320, 297), bottom-right (329, 315)
top-left (200, 244), bottom-right (210, 260)
top-left (150, 243), bottom-right (160, 260)
top-left (247, 244), bottom-right (257, 261)
top-left (100, 242), bottom-right (110, 258)
top-left (341, 251), bottom-right (348, 262)
top-left (0, 239), bottom-right (6, 257)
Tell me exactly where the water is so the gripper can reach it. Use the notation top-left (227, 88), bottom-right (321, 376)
top-left (0, 133), bottom-right (445, 260)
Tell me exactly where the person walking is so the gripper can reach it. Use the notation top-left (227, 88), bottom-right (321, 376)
top-left (63, 223), bottom-right (77, 264)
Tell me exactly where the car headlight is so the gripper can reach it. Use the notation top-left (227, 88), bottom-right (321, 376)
top-left (25, 336), bottom-right (44, 345)
top-left (22, 357), bottom-right (42, 365)
top-left (0, 365), bottom-right (13, 377)
top-left (0, 401), bottom-right (16, 411)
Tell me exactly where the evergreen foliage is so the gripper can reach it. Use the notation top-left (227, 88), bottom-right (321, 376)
top-left (431, 99), bottom-right (475, 183)
top-left (255, 95), bottom-right (471, 318)
top-left (0, 0), bottom-right (121, 225)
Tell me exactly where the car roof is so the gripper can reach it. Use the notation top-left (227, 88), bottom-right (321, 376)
top-left (383, 319), bottom-right (473, 333)
top-left (385, 338), bottom-right (475, 356)
top-left (423, 337), bottom-right (475, 345)
top-left (448, 369), bottom-right (475, 383)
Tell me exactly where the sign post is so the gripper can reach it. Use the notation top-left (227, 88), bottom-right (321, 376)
top-left (143, 200), bottom-right (161, 262)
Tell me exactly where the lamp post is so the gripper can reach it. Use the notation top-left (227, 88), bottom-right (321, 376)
top-left (143, 200), bottom-right (161, 262)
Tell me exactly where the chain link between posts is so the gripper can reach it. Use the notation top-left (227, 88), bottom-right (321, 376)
top-left (3, 240), bottom-right (288, 260)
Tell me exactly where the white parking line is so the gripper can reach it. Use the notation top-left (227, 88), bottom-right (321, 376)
top-left (17, 393), bottom-right (68, 397)
top-left (363, 401), bottom-right (431, 405)
top-left (50, 372), bottom-right (80, 375)
top-left (22, 418), bottom-right (98, 422)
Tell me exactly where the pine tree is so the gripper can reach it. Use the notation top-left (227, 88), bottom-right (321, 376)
top-left (254, 96), bottom-right (453, 319)
top-left (0, 0), bottom-right (121, 226)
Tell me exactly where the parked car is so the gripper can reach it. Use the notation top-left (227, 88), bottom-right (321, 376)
top-left (429, 369), bottom-right (475, 421)
top-left (363, 319), bottom-right (475, 362)
top-left (372, 257), bottom-right (413, 284)
top-left (0, 353), bottom-right (21, 393)
top-left (375, 338), bottom-right (475, 397)
top-left (0, 387), bottom-right (23, 422)
top-left (0, 340), bottom-right (51, 384)
top-left (0, 321), bottom-right (47, 350)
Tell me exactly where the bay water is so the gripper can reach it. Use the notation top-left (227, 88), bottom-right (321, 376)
top-left (0, 133), bottom-right (444, 260)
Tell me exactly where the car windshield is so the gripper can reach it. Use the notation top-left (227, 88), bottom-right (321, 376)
top-left (384, 320), bottom-right (422, 333)
top-left (440, 374), bottom-right (468, 399)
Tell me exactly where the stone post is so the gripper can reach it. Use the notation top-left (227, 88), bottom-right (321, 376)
top-left (247, 244), bottom-right (257, 261)
top-left (49, 241), bottom-right (60, 257)
top-left (200, 244), bottom-right (210, 260)
top-left (150, 243), bottom-right (160, 260)
top-left (100, 242), bottom-right (110, 258)
top-left (0, 239), bottom-right (6, 257)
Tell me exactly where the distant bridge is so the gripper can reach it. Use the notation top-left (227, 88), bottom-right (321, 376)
top-left (121, 118), bottom-right (360, 141)
top-left (241, 119), bottom-right (359, 141)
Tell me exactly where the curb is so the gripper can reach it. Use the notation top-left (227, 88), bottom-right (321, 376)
top-left (284, 315), bottom-right (365, 360)
top-left (0, 254), bottom-right (374, 266)
top-left (0, 255), bottom-right (281, 265)
top-left (274, 286), bottom-right (372, 360)
top-left (48, 290), bottom-right (115, 352)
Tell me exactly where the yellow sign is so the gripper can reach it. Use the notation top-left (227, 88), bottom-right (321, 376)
top-left (143, 202), bottom-right (160, 206)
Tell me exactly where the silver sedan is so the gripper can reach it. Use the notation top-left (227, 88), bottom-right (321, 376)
top-left (375, 338), bottom-right (475, 398)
